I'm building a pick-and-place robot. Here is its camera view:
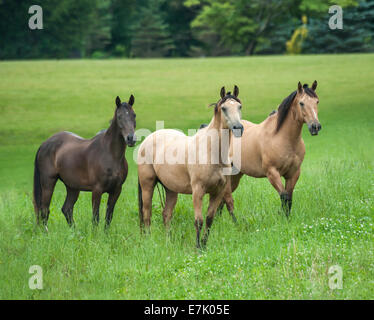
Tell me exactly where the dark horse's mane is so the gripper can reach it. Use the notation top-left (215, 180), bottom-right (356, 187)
top-left (276, 84), bottom-right (318, 132)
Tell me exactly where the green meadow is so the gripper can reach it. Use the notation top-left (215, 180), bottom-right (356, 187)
top-left (0, 54), bottom-right (373, 299)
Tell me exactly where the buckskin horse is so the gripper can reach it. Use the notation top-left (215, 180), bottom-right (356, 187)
top-left (220, 81), bottom-right (321, 220)
top-left (33, 94), bottom-right (137, 230)
top-left (137, 86), bottom-right (244, 248)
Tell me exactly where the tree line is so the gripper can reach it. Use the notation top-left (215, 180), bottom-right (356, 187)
top-left (0, 0), bottom-right (373, 60)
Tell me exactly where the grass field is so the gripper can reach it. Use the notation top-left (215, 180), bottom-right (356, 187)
top-left (0, 54), bottom-right (373, 299)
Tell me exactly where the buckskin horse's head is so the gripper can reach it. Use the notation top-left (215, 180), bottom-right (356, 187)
top-left (296, 81), bottom-right (322, 136)
top-left (115, 95), bottom-right (137, 146)
top-left (215, 86), bottom-right (244, 138)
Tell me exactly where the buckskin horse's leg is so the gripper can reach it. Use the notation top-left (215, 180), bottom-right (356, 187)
top-left (202, 189), bottom-right (226, 248)
top-left (61, 187), bottom-right (80, 227)
top-left (284, 168), bottom-right (301, 216)
top-left (266, 167), bottom-right (290, 217)
top-left (192, 185), bottom-right (204, 249)
top-left (105, 186), bottom-right (122, 229)
top-left (92, 190), bottom-right (102, 226)
top-left (162, 189), bottom-right (178, 229)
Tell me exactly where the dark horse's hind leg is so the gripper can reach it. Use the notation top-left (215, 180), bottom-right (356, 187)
top-left (105, 187), bottom-right (122, 229)
top-left (39, 176), bottom-right (57, 230)
top-left (61, 186), bottom-right (80, 227)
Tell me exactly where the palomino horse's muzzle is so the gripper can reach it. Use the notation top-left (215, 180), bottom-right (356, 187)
top-left (232, 124), bottom-right (244, 137)
top-left (308, 122), bottom-right (322, 136)
top-left (125, 133), bottom-right (137, 147)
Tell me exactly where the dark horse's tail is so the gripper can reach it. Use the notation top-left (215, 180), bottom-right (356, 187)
top-left (33, 147), bottom-right (42, 216)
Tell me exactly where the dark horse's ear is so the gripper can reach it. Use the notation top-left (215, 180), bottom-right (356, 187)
top-left (233, 85), bottom-right (239, 98)
top-left (116, 96), bottom-right (122, 108)
top-left (220, 87), bottom-right (226, 99)
top-left (298, 82), bottom-right (303, 94)
top-left (128, 94), bottom-right (135, 106)
top-left (312, 80), bottom-right (318, 91)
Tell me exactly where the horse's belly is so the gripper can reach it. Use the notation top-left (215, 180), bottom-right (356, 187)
top-left (154, 164), bottom-right (192, 194)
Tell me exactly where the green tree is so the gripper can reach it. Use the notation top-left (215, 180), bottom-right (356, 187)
top-left (131, 0), bottom-right (175, 58)
top-left (185, 0), bottom-right (296, 56)
top-left (302, 0), bottom-right (374, 53)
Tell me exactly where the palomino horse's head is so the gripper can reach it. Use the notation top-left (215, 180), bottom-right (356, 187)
top-left (216, 86), bottom-right (244, 138)
top-left (115, 95), bottom-right (137, 146)
top-left (296, 81), bottom-right (321, 136)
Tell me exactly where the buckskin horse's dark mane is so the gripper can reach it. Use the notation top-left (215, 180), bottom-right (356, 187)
top-left (276, 84), bottom-right (318, 132)
top-left (210, 92), bottom-right (242, 114)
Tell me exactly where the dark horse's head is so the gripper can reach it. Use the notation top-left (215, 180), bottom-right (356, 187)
top-left (115, 95), bottom-right (136, 147)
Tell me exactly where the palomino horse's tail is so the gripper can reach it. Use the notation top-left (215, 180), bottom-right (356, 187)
top-left (33, 147), bottom-right (42, 215)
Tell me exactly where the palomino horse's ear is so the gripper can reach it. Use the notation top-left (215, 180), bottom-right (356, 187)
top-left (220, 87), bottom-right (226, 99)
top-left (312, 80), bottom-right (318, 91)
top-left (128, 94), bottom-right (135, 106)
top-left (298, 82), bottom-right (303, 94)
top-left (116, 96), bottom-right (122, 108)
top-left (233, 85), bottom-right (239, 98)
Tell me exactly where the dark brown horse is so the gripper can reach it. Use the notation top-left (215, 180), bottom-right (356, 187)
top-left (33, 94), bottom-right (136, 230)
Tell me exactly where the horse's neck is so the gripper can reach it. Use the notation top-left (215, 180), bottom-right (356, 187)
top-left (104, 117), bottom-right (126, 160)
top-left (277, 103), bottom-right (303, 144)
top-left (205, 110), bottom-right (231, 164)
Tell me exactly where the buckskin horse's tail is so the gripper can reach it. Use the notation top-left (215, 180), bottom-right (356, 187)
top-left (33, 147), bottom-right (42, 219)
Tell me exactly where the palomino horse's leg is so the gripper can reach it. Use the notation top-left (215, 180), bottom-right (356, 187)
top-left (192, 185), bottom-right (204, 249)
top-left (284, 169), bottom-right (301, 215)
top-left (162, 189), bottom-right (178, 229)
top-left (105, 186), bottom-right (122, 229)
top-left (266, 167), bottom-right (291, 217)
top-left (39, 176), bottom-right (57, 230)
top-left (92, 190), bottom-right (103, 226)
top-left (61, 187), bottom-right (80, 227)
top-left (202, 189), bottom-right (226, 248)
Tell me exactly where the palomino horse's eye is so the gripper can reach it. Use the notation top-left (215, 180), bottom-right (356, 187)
top-left (221, 107), bottom-right (227, 112)
top-left (300, 102), bottom-right (305, 107)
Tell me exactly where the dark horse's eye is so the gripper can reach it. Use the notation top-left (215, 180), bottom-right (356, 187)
top-left (300, 102), bottom-right (305, 107)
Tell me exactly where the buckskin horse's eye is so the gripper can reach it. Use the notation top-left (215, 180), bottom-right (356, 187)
top-left (221, 107), bottom-right (227, 112)
top-left (300, 102), bottom-right (305, 107)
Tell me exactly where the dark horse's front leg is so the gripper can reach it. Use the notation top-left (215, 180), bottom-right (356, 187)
top-left (92, 190), bottom-right (103, 226)
top-left (105, 187), bottom-right (122, 229)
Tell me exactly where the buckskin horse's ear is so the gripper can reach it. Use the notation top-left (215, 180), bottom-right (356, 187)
top-left (116, 96), bottom-right (121, 108)
top-left (128, 94), bottom-right (135, 106)
top-left (233, 85), bottom-right (239, 98)
top-left (298, 82), bottom-right (303, 94)
top-left (312, 80), bottom-right (318, 91)
top-left (220, 87), bottom-right (226, 99)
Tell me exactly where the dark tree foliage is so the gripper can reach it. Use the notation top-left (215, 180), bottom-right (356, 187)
top-left (0, 0), bottom-right (372, 59)
top-left (303, 0), bottom-right (374, 53)
top-left (130, 0), bottom-right (175, 57)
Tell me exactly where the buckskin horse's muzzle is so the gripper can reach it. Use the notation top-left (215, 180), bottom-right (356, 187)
top-left (308, 122), bottom-right (322, 136)
top-left (232, 124), bottom-right (244, 137)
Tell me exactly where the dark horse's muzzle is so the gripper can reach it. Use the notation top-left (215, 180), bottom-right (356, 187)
top-left (125, 133), bottom-right (137, 147)
top-left (308, 122), bottom-right (322, 136)
top-left (232, 124), bottom-right (244, 138)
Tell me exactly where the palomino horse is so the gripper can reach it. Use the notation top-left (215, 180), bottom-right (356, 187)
top-left (220, 81), bottom-right (321, 219)
top-left (137, 86), bottom-right (244, 248)
top-left (33, 94), bottom-right (137, 229)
